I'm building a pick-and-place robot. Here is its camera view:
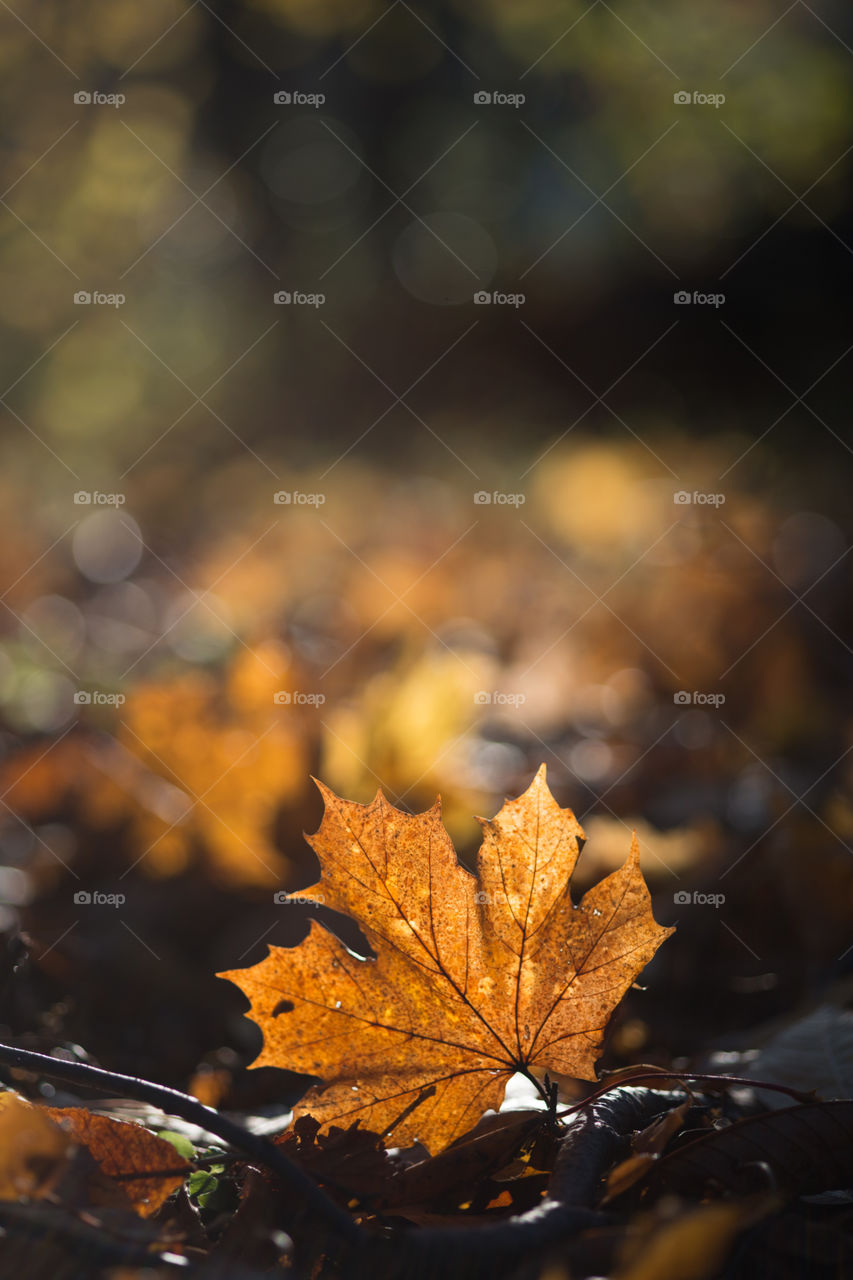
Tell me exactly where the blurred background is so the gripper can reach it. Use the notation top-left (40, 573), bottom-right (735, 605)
top-left (0, 0), bottom-right (852, 1101)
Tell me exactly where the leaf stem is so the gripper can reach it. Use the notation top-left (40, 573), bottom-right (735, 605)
top-left (518, 1063), bottom-right (552, 1106)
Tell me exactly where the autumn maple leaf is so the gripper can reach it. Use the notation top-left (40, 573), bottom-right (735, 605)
top-left (219, 766), bottom-right (673, 1153)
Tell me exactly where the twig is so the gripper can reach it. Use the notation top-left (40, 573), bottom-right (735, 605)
top-left (556, 1069), bottom-right (815, 1118)
top-left (0, 1040), bottom-right (362, 1255)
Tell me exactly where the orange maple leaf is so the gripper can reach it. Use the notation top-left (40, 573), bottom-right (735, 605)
top-left (219, 766), bottom-right (673, 1153)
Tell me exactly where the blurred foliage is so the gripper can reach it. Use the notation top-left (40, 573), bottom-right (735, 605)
top-left (0, 0), bottom-right (851, 1102)
top-left (1, 438), bottom-right (851, 900)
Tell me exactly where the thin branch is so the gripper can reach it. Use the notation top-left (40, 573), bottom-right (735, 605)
top-left (556, 1068), bottom-right (815, 1119)
top-left (0, 1041), bottom-right (362, 1250)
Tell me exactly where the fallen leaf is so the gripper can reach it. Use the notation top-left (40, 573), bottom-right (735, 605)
top-left (603, 1153), bottom-right (659, 1203)
top-left (602, 1099), bottom-right (693, 1202)
top-left (277, 1115), bottom-right (402, 1204)
top-left (633, 1101), bottom-right (692, 1156)
top-left (47, 1107), bottom-right (192, 1216)
top-left (220, 766), bottom-right (673, 1152)
top-left (646, 1100), bottom-right (853, 1200)
top-left (279, 1108), bottom-right (552, 1217)
top-left (0, 1092), bottom-right (75, 1200)
top-left (0, 1094), bottom-right (190, 1216)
